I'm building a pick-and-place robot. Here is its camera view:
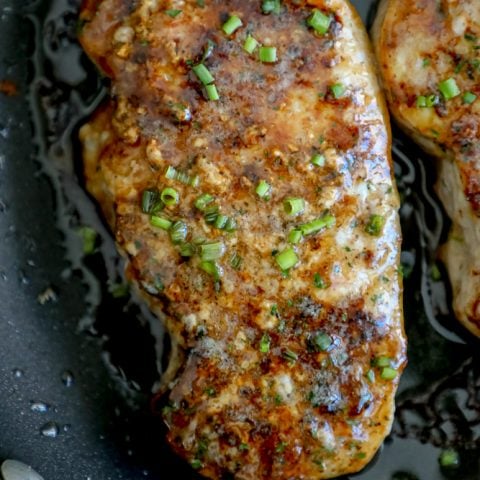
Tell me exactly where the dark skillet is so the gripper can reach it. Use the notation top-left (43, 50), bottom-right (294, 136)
top-left (0, 1), bottom-right (479, 479)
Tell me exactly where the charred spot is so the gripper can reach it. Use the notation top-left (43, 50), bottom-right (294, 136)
top-left (260, 356), bottom-right (273, 374)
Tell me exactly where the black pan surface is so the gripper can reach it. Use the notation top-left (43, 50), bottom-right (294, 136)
top-left (0, 1), bottom-right (479, 479)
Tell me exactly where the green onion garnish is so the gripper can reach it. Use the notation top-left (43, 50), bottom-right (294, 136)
top-left (204, 205), bottom-right (220, 224)
top-left (438, 78), bottom-right (461, 100)
top-left (150, 215), bottom-right (173, 231)
top-left (439, 449), bottom-right (460, 468)
top-left (313, 332), bottom-right (332, 351)
top-left (195, 193), bottom-right (214, 211)
top-left (141, 188), bottom-right (159, 214)
top-left (78, 226), bottom-right (97, 255)
top-left (222, 15), bottom-right (243, 36)
top-left (288, 228), bottom-right (302, 244)
top-left (366, 369), bottom-right (375, 383)
top-left (275, 247), bottom-right (299, 270)
top-left (282, 349), bottom-right (298, 362)
top-left (179, 242), bottom-right (195, 257)
top-left (191, 459), bottom-right (203, 470)
top-left (256, 180), bottom-right (271, 199)
top-left (313, 272), bottom-right (328, 289)
top-left (165, 166), bottom-right (177, 179)
top-left (230, 252), bottom-right (243, 270)
top-left (169, 221), bottom-right (188, 244)
top-left (243, 35), bottom-right (258, 54)
top-left (199, 261), bottom-right (222, 280)
top-left (200, 241), bottom-right (226, 261)
top-left (374, 356), bottom-right (392, 367)
top-left (259, 333), bottom-right (271, 353)
top-left (330, 83), bottom-right (345, 99)
top-left (262, 0), bottom-right (281, 14)
top-left (165, 9), bottom-right (182, 17)
top-left (205, 84), bottom-right (219, 101)
top-left (224, 217), bottom-right (237, 232)
top-left (283, 197), bottom-right (305, 216)
top-left (299, 214), bottom-right (335, 236)
top-left (259, 46), bottom-right (277, 63)
top-left (365, 214), bottom-right (385, 236)
top-left (417, 95), bottom-right (438, 108)
top-left (307, 9), bottom-right (332, 35)
top-left (192, 63), bottom-right (215, 85)
top-left (380, 367), bottom-right (397, 380)
top-left (214, 214), bottom-right (229, 230)
top-left (311, 153), bottom-right (325, 167)
top-left (161, 187), bottom-right (179, 206)
top-left (462, 91), bottom-right (477, 104)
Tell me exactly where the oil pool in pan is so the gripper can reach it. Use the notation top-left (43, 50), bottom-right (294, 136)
top-left (0, 1), bottom-right (479, 479)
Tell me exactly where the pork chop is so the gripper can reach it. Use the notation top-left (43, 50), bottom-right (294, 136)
top-left (79, 1), bottom-right (407, 478)
top-left (372, 0), bottom-right (480, 337)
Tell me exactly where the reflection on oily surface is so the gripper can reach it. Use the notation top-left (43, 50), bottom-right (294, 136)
top-left (0, 0), bottom-right (478, 479)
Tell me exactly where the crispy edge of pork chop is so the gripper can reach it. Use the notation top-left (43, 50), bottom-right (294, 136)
top-left (79, 0), bottom-right (407, 478)
top-left (372, 0), bottom-right (480, 337)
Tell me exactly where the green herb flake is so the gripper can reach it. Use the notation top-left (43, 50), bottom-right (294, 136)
top-left (259, 333), bottom-right (271, 353)
top-left (275, 442), bottom-right (288, 453)
top-left (78, 226), bottom-right (98, 255)
top-left (462, 91), bottom-right (477, 105)
top-left (262, 0), bottom-right (281, 14)
top-left (165, 9), bottom-right (182, 17)
top-left (313, 273), bottom-right (328, 289)
top-left (365, 214), bottom-right (385, 236)
top-left (439, 449), bottom-right (460, 468)
top-left (330, 82), bottom-right (345, 99)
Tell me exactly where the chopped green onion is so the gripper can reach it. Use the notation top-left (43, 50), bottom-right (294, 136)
top-left (366, 369), bottom-right (375, 383)
top-left (214, 214), bottom-right (229, 230)
top-left (439, 449), bottom-right (460, 468)
top-left (243, 35), bottom-right (259, 54)
top-left (165, 9), bottom-right (182, 17)
top-left (422, 58), bottom-right (430, 67)
top-left (165, 165), bottom-right (178, 179)
top-left (78, 226), bottom-right (97, 255)
top-left (259, 333), bottom-right (271, 353)
top-left (275, 442), bottom-right (287, 453)
top-left (150, 215), bottom-right (172, 230)
top-left (313, 332), bottom-right (332, 351)
top-left (365, 214), bottom-right (385, 236)
top-left (283, 197), bottom-right (305, 216)
top-left (200, 242), bottom-right (226, 261)
top-left (275, 247), bottom-right (299, 270)
top-left (256, 180), bottom-right (271, 199)
top-left (222, 15), bottom-right (243, 36)
top-left (230, 252), bottom-right (243, 270)
top-left (288, 228), bottom-right (303, 244)
top-left (204, 205), bottom-right (220, 224)
top-left (141, 188), bottom-right (159, 213)
top-left (299, 214), bottom-right (335, 236)
top-left (307, 9), bottom-right (332, 35)
top-left (416, 95), bottom-right (426, 107)
top-left (190, 175), bottom-right (200, 188)
top-left (282, 349), bottom-right (298, 362)
top-left (262, 0), bottom-right (281, 14)
top-left (195, 193), bottom-right (214, 211)
top-left (205, 84), bottom-right (220, 101)
top-left (170, 221), bottom-right (188, 244)
top-left (311, 153), bottom-right (325, 167)
top-left (313, 272), bottom-right (328, 289)
top-left (199, 261), bottom-right (222, 280)
top-left (381, 367), bottom-right (397, 380)
top-left (259, 46), bottom-right (277, 63)
top-left (192, 63), bottom-right (215, 85)
top-left (417, 95), bottom-right (438, 108)
top-left (179, 242), bottom-right (195, 257)
top-left (462, 91), bottom-right (477, 104)
top-left (330, 83), bottom-right (345, 99)
top-left (191, 459), bottom-right (203, 470)
top-left (224, 217), bottom-right (237, 232)
top-left (161, 187), bottom-right (179, 206)
top-left (374, 356), bottom-right (392, 368)
top-left (438, 78), bottom-right (461, 100)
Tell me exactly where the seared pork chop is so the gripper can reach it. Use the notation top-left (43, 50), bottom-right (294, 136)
top-left (373, 0), bottom-right (480, 337)
top-left (79, 1), bottom-right (406, 478)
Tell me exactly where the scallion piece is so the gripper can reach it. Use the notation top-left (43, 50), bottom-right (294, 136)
top-left (259, 333), bottom-right (271, 353)
top-left (224, 217), bottom-right (237, 232)
top-left (79, 226), bottom-right (97, 255)
top-left (204, 205), bottom-right (219, 224)
top-left (195, 193), bottom-right (214, 211)
top-left (200, 261), bottom-right (222, 280)
top-left (416, 95), bottom-right (427, 108)
top-left (150, 215), bottom-right (172, 230)
top-left (165, 9), bottom-right (182, 17)
top-left (330, 82), bottom-right (345, 99)
top-left (275, 247), bottom-right (299, 270)
top-left (380, 367), bottom-right (397, 380)
top-left (365, 214), bottom-right (385, 236)
top-left (439, 449), bottom-right (460, 468)
top-left (374, 356), bottom-right (392, 368)
top-left (299, 214), bottom-right (335, 236)
top-left (222, 15), bottom-right (243, 36)
top-left (259, 46), bottom-right (277, 63)
top-left (282, 349), bottom-right (298, 362)
top-left (243, 35), bottom-right (258, 54)
top-left (214, 214), bottom-right (229, 230)
top-left (438, 78), bottom-right (461, 100)
top-left (288, 228), bottom-right (302, 244)
top-left (190, 175), bottom-right (200, 188)
top-left (169, 221), bottom-right (188, 244)
top-left (230, 252), bottom-right (243, 270)
top-left (179, 242), bottom-right (195, 257)
top-left (462, 91), bottom-right (477, 104)
top-left (311, 153), bottom-right (325, 167)
top-left (256, 180), bottom-right (271, 199)
top-left (313, 332), bottom-right (332, 351)
top-left (161, 187), bottom-right (179, 206)
top-left (262, 0), bottom-right (281, 14)
top-left (141, 188), bottom-right (159, 214)
top-left (200, 241), bottom-right (226, 261)
top-left (191, 459), bottom-right (203, 470)
top-left (192, 63), bottom-right (215, 85)
top-left (307, 9), bottom-right (332, 35)
top-left (283, 197), bottom-right (305, 216)
top-left (205, 84), bottom-right (220, 101)
top-left (313, 272), bottom-right (327, 289)
top-left (165, 166), bottom-right (177, 179)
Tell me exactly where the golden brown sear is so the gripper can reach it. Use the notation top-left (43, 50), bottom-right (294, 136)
top-left (79, 1), bottom-right (406, 478)
top-left (373, 0), bottom-right (480, 338)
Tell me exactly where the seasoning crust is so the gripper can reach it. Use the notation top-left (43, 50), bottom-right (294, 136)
top-left (79, 0), bottom-right (406, 478)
